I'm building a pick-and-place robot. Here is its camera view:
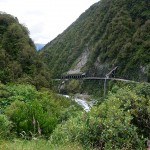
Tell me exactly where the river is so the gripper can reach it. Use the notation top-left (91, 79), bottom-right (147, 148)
top-left (63, 94), bottom-right (95, 112)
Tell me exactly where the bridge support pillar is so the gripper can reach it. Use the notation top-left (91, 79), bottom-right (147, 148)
top-left (104, 79), bottom-right (107, 97)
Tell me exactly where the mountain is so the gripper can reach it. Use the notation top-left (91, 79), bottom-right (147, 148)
top-left (40, 0), bottom-right (150, 82)
top-left (0, 12), bottom-right (50, 87)
top-left (35, 43), bottom-right (45, 50)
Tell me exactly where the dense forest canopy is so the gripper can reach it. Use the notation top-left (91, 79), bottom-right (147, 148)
top-left (0, 12), bottom-right (50, 88)
top-left (40, 0), bottom-right (150, 81)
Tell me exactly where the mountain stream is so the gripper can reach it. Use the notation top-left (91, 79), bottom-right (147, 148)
top-left (63, 94), bottom-right (95, 112)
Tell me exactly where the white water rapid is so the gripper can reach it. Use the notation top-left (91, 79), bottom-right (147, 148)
top-left (63, 95), bottom-right (94, 112)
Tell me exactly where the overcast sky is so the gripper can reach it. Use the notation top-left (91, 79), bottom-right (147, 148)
top-left (0, 0), bottom-right (99, 44)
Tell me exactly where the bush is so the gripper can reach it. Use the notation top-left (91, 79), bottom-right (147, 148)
top-left (2, 84), bottom-right (82, 138)
top-left (4, 98), bottom-right (66, 138)
top-left (110, 84), bottom-right (150, 138)
top-left (66, 79), bottom-right (81, 94)
top-left (50, 84), bottom-right (149, 149)
top-left (0, 114), bottom-right (11, 139)
top-left (0, 83), bottom-right (37, 112)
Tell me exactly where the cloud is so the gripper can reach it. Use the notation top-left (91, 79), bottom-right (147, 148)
top-left (0, 0), bottom-right (99, 44)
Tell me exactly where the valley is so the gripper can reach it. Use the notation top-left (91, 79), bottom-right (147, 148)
top-left (0, 0), bottom-right (150, 149)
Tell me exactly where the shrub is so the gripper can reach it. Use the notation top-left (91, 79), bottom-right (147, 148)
top-left (0, 83), bottom-right (37, 112)
top-left (66, 80), bottom-right (81, 93)
top-left (0, 114), bottom-right (11, 139)
top-left (50, 85), bottom-right (148, 149)
top-left (2, 84), bottom-right (81, 138)
top-left (5, 84), bottom-right (37, 102)
top-left (4, 99), bottom-right (58, 138)
top-left (110, 84), bottom-right (150, 138)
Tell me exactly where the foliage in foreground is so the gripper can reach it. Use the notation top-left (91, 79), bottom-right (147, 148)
top-left (0, 83), bottom-right (82, 139)
top-left (50, 83), bottom-right (150, 149)
top-left (0, 139), bottom-right (83, 150)
top-left (0, 82), bottom-right (149, 150)
top-left (0, 114), bottom-right (11, 139)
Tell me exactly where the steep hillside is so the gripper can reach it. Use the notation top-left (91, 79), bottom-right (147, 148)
top-left (0, 12), bottom-right (50, 87)
top-left (40, 0), bottom-right (150, 81)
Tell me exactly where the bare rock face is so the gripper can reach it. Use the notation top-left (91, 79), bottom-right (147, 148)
top-left (67, 47), bottom-right (89, 74)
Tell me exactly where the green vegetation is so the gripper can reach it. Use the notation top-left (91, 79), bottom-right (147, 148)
top-left (50, 82), bottom-right (150, 149)
top-left (0, 13), bottom-right (83, 148)
top-left (0, 0), bottom-right (150, 149)
top-left (40, 0), bottom-right (150, 81)
top-left (0, 83), bottom-right (82, 149)
top-left (0, 139), bottom-right (83, 150)
top-left (0, 114), bottom-right (11, 139)
top-left (1, 82), bottom-right (149, 149)
top-left (0, 12), bottom-right (50, 88)
top-left (0, 83), bottom-right (82, 139)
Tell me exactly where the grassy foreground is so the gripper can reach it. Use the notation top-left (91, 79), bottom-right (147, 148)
top-left (0, 139), bottom-right (83, 150)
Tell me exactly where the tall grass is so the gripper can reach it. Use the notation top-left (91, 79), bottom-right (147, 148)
top-left (0, 139), bottom-right (83, 150)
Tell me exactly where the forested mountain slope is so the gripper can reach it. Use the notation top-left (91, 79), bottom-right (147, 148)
top-left (0, 12), bottom-right (50, 87)
top-left (40, 0), bottom-right (150, 81)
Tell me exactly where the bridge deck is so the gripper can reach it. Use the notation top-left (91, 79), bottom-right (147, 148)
top-left (54, 77), bottom-right (141, 83)
top-left (83, 77), bottom-right (137, 83)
